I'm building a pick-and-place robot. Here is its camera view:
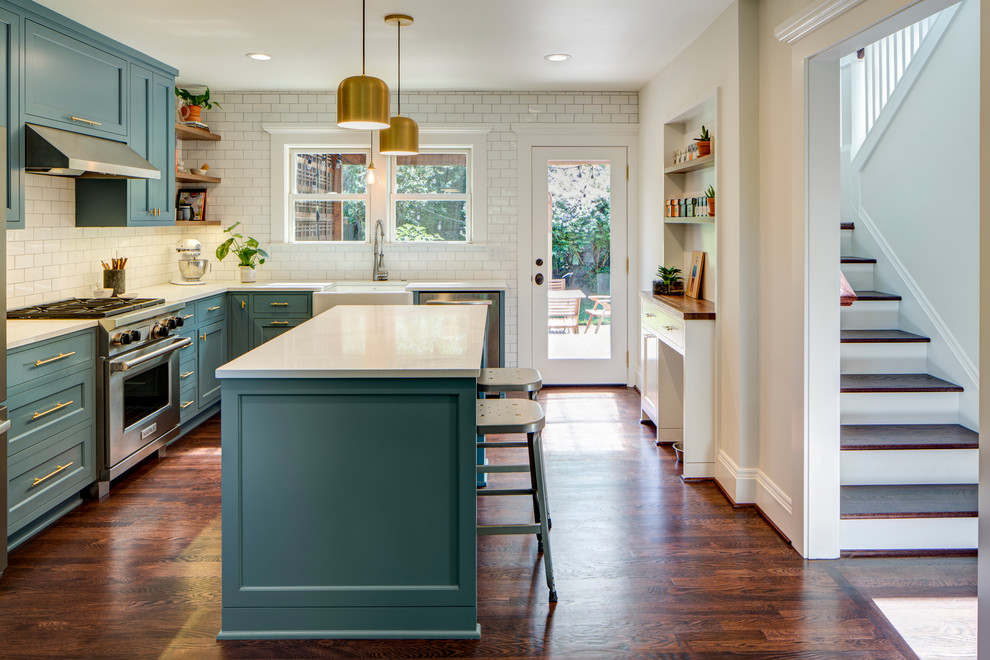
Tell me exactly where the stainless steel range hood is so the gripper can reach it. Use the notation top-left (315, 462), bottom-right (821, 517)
top-left (25, 124), bottom-right (160, 179)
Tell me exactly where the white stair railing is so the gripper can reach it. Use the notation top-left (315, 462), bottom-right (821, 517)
top-left (862, 14), bottom-right (936, 135)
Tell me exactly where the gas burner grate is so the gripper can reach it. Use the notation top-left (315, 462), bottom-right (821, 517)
top-left (7, 297), bottom-right (166, 319)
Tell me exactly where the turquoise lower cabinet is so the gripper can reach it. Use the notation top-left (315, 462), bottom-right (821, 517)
top-left (227, 291), bottom-right (312, 360)
top-left (252, 317), bottom-right (305, 346)
top-left (196, 320), bottom-right (225, 408)
top-left (219, 377), bottom-right (480, 640)
top-left (227, 293), bottom-right (252, 359)
top-left (0, 6), bottom-right (22, 228)
top-left (174, 296), bottom-right (226, 423)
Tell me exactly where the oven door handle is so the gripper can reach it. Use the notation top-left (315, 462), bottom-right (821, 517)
top-left (110, 337), bottom-right (192, 372)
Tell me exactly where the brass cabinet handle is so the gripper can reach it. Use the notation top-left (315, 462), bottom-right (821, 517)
top-left (644, 313), bottom-right (655, 318)
top-left (34, 351), bottom-right (76, 367)
top-left (32, 400), bottom-right (74, 420)
top-left (241, 300), bottom-right (246, 309)
top-left (180, 371), bottom-right (195, 379)
top-left (70, 115), bottom-right (102, 126)
top-left (182, 313), bottom-right (195, 319)
top-left (270, 320), bottom-right (289, 325)
top-left (269, 302), bottom-right (289, 306)
top-left (664, 326), bottom-right (675, 332)
top-left (207, 306), bottom-right (221, 312)
top-left (200, 334), bottom-right (207, 342)
top-left (32, 462), bottom-right (74, 487)
top-left (180, 400), bottom-right (194, 409)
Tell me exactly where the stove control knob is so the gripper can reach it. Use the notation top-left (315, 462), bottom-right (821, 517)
top-left (172, 316), bottom-right (184, 328)
top-left (129, 330), bottom-right (142, 342)
top-left (164, 317), bottom-right (177, 330)
top-left (150, 323), bottom-right (169, 339)
top-left (112, 332), bottom-right (132, 346)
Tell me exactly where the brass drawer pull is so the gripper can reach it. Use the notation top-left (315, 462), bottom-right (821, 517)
top-left (70, 115), bottom-right (102, 126)
top-left (269, 302), bottom-right (290, 306)
top-left (664, 326), bottom-right (675, 332)
top-left (32, 400), bottom-right (74, 420)
top-left (270, 321), bottom-right (289, 325)
top-left (180, 400), bottom-right (194, 409)
top-left (207, 306), bottom-right (221, 312)
top-left (241, 300), bottom-right (247, 309)
top-left (180, 371), bottom-right (195, 379)
top-left (182, 313), bottom-right (195, 319)
top-left (34, 351), bottom-right (76, 367)
top-left (32, 462), bottom-right (74, 487)
top-left (644, 313), bottom-right (655, 318)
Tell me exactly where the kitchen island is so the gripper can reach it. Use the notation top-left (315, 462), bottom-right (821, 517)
top-left (215, 304), bottom-right (488, 640)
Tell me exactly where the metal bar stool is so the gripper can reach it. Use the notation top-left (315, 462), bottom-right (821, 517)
top-left (476, 398), bottom-right (557, 602)
top-left (478, 367), bottom-right (542, 401)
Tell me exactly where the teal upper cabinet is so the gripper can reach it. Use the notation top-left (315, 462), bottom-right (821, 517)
top-left (22, 20), bottom-right (127, 139)
top-left (0, 7), bottom-right (22, 228)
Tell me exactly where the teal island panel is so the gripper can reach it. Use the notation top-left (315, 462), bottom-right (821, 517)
top-left (219, 377), bottom-right (480, 640)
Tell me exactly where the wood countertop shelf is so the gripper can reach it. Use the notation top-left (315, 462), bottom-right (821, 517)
top-left (649, 293), bottom-right (716, 320)
top-left (175, 124), bottom-right (221, 141)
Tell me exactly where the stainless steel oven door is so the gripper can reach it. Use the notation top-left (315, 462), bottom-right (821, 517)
top-left (106, 336), bottom-right (191, 469)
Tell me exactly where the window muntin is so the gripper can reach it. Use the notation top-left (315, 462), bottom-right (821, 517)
top-left (289, 150), bottom-right (368, 242)
top-left (391, 151), bottom-right (471, 242)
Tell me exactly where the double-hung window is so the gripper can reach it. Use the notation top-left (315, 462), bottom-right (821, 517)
top-left (288, 149), bottom-right (369, 242)
top-left (391, 150), bottom-right (471, 242)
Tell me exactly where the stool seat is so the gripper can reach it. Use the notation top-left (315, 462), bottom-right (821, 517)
top-left (476, 399), bottom-right (545, 434)
top-left (478, 368), bottom-right (542, 394)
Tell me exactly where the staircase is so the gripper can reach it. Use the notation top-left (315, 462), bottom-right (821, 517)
top-left (839, 223), bottom-right (978, 553)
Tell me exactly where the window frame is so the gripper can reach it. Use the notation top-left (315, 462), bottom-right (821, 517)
top-left (390, 148), bottom-right (472, 244)
top-left (288, 148), bottom-right (372, 243)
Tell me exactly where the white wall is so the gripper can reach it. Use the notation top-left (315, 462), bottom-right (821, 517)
top-left (178, 90), bottom-right (639, 366)
top-left (637, 1), bottom-right (762, 505)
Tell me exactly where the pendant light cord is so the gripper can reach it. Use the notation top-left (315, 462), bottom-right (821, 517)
top-left (396, 21), bottom-right (402, 116)
top-left (361, 0), bottom-right (366, 75)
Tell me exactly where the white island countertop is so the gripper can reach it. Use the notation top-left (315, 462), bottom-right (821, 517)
top-left (216, 304), bottom-right (489, 379)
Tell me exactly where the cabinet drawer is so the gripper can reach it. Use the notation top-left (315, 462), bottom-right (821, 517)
top-left (178, 307), bottom-right (198, 328)
top-left (178, 363), bottom-right (197, 386)
top-left (196, 295), bottom-right (226, 324)
top-left (179, 380), bottom-right (198, 422)
top-left (252, 292), bottom-right (311, 316)
top-left (642, 304), bottom-right (684, 351)
top-left (8, 330), bottom-right (95, 391)
top-left (8, 422), bottom-right (95, 534)
top-left (7, 372), bottom-right (94, 458)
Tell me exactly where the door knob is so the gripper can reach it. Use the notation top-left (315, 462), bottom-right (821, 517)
top-left (535, 273), bottom-right (544, 285)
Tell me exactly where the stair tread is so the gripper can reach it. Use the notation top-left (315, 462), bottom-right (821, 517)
top-left (841, 222), bottom-right (855, 230)
top-left (840, 484), bottom-right (978, 519)
top-left (852, 290), bottom-right (902, 301)
top-left (841, 255), bottom-right (877, 264)
top-left (841, 424), bottom-right (978, 450)
top-left (840, 373), bottom-right (963, 393)
top-left (840, 329), bottom-right (930, 343)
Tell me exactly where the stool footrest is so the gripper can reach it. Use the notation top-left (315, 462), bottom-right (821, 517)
top-left (477, 441), bottom-right (529, 448)
top-left (477, 464), bottom-right (530, 473)
top-left (478, 524), bottom-right (542, 536)
top-left (478, 488), bottom-right (535, 497)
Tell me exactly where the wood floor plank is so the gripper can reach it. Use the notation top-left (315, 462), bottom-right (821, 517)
top-left (0, 389), bottom-right (974, 658)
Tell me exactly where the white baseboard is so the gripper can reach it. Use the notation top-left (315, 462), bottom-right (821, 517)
top-left (715, 451), bottom-right (757, 504)
top-left (756, 469), bottom-right (793, 518)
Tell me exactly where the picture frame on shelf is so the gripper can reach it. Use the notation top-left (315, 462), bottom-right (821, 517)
top-left (177, 189), bottom-right (207, 221)
top-left (687, 250), bottom-right (706, 299)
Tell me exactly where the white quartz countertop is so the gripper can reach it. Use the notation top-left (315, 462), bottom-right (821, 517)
top-left (130, 281), bottom-right (335, 304)
top-left (404, 280), bottom-right (507, 291)
top-left (7, 319), bottom-right (99, 350)
top-left (216, 304), bottom-right (489, 379)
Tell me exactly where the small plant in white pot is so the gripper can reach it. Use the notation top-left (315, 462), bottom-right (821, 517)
top-left (216, 222), bottom-right (269, 283)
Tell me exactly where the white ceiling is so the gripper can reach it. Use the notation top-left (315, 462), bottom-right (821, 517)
top-left (34, 1), bottom-right (734, 92)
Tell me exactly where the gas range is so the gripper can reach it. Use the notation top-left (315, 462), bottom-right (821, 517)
top-left (7, 297), bottom-right (166, 320)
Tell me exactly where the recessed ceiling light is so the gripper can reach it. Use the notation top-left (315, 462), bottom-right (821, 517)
top-left (544, 53), bottom-right (571, 62)
top-left (246, 52), bottom-right (272, 61)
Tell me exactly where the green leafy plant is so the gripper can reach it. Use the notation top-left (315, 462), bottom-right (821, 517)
top-left (695, 125), bottom-right (710, 141)
top-left (656, 266), bottom-right (683, 286)
top-left (175, 87), bottom-right (222, 110)
top-left (216, 222), bottom-right (268, 269)
top-left (705, 185), bottom-right (715, 199)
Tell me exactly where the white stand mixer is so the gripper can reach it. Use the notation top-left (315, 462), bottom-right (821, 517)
top-left (171, 238), bottom-right (211, 285)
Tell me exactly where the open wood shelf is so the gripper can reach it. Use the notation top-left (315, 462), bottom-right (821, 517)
top-left (176, 172), bottom-right (221, 184)
top-left (665, 216), bottom-right (715, 225)
top-left (175, 124), bottom-right (221, 141)
top-left (664, 153), bottom-right (714, 174)
top-left (175, 220), bottom-right (221, 226)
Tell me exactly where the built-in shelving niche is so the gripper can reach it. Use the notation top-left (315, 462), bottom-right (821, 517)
top-left (662, 90), bottom-right (718, 304)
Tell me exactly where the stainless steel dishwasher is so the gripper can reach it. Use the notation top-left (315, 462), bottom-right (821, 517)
top-left (415, 291), bottom-right (502, 368)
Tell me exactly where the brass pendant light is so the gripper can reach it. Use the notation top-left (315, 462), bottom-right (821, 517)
top-left (337, 0), bottom-right (390, 130)
top-left (379, 14), bottom-right (419, 155)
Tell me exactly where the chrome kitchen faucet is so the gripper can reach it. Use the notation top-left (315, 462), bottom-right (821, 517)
top-left (373, 219), bottom-right (388, 281)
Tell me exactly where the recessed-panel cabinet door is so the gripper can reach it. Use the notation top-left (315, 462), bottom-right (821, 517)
top-left (23, 20), bottom-right (127, 138)
top-left (252, 318), bottom-right (305, 347)
top-left (227, 294), bottom-right (252, 360)
top-left (197, 320), bottom-right (226, 408)
top-left (0, 7), bottom-right (22, 228)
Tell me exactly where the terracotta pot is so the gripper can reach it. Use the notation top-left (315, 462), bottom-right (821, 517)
top-left (708, 198), bottom-right (715, 217)
top-left (239, 266), bottom-right (256, 283)
top-left (180, 104), bottom-right (203, 123)
top-left (695, 140), bottom-right (711, 157)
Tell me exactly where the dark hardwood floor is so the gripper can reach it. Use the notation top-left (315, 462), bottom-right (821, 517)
top-left (0, 387), bottom-right (975, 659)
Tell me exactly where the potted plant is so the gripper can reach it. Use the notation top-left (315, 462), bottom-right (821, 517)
top-left (653, 266), bottom-right (684, 296)
top-left (694, 125), bottom-right (711, 157)
top-left (216, 222), bottom-right (269, 283)
top-left (175, 86), bottom-right (221, 124)
top-left (706, 184), bottom-right (715, 217)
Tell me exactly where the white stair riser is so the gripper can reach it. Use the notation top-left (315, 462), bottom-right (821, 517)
top-left (840, 342), bottom-right (927, 374)
top-left (840, 517), bottom-right (976, 550)
top-left (841, 301), bottom-right (900, 329)
top-left (840, 391), bottom-right (960, 424)
top-left (841, 262), bottom-right (875, 290)
top-left (840, 449), bottom-right (978, 485)
top-left (841, 228), bottom-right (853, 254)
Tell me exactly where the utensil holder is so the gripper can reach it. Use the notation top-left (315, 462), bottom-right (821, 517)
top-left (103, 269), bottom-right (125, 297)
